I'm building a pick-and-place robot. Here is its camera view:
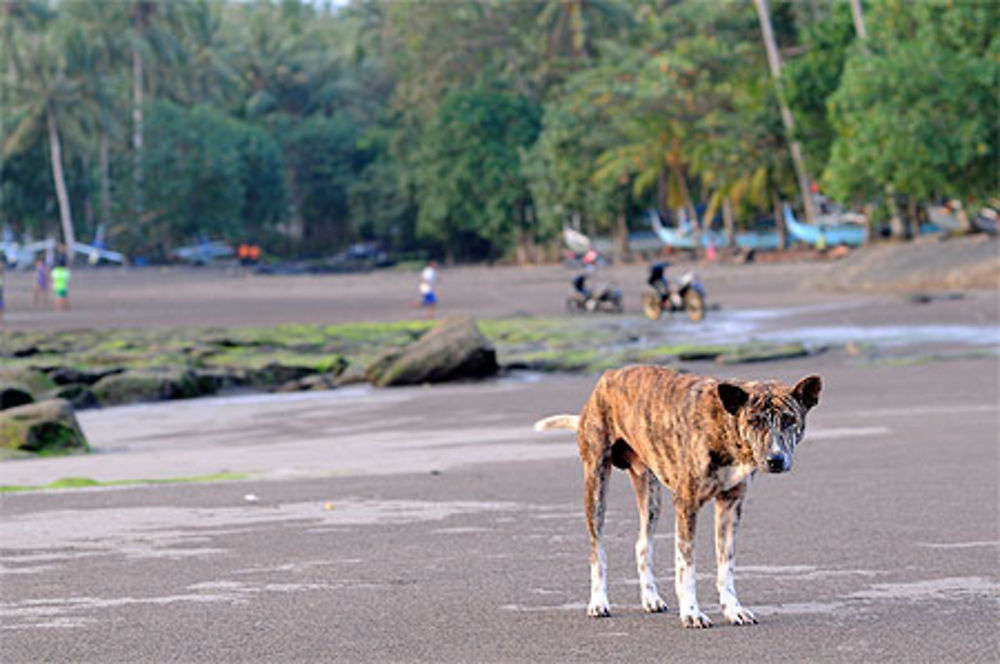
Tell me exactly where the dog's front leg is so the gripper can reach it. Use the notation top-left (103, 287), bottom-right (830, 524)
top-left (715, 487), bottom-right (758, 625)
top-left (674, 503), bottom-right (711, 628)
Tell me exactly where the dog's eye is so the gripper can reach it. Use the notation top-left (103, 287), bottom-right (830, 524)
top-left (781, 414), bottom-right (796, 428)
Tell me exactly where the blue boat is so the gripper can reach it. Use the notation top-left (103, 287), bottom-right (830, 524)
top-left (784, 205), bottom-right (866, 247)
top-left (649, 210), bottom-right (780, 250)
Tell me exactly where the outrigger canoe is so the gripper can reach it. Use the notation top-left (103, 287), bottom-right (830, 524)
top-left (649, 210), bottom-right (780, 250)
top-left (784, 204), bottom-right (866, 247)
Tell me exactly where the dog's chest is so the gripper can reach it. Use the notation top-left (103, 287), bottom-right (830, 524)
top-left (712, 463), bottom-right (757, 491)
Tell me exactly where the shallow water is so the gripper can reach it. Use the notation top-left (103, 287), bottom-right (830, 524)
top-left (656, 304), bottom-right (1000, 349)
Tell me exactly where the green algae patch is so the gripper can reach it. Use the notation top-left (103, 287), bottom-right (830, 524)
top-left (506, 348), bottom-right (628, 374)
top-left (716, 343), bottom-right (811, 365)
top-left (0, 471), bottom-right (250, 493)
top-left (636, 344), bottom-right (733, 363)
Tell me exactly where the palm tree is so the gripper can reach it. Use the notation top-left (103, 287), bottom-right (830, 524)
top-left (63, 0), bottom-right (129, 235)
top-left (3, 14), bottom-right (85, 260)
top-left (752, 0), bottom-right (818, 226)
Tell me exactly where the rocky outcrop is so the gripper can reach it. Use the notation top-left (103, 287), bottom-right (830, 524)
top-left (0, 368), bottom-right (55, 401)
top-left (0, 399), bottom-right (90, 456)
top-left (51, 384), bottom-right (100, 410)
top-left (91, 369), bottom-right (218, 406)
top-left (1, 383), bottom-right (35, 410)
top-left (45, 366), bottom-right (122, 386)
top-left (366, 314), bottom-right (498, 387)
top-left (275, 373), bottom-right (339, 393)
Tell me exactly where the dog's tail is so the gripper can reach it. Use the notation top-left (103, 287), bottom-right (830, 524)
top-left (533, 414), bottom-right (580, 432)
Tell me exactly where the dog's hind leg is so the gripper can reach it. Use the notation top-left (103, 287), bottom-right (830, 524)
top-left (628, 464), bottom-right (667, 613)
top-left (583, 455), bottom-right (612, 617)
top-left (715, 487), bottom-right (758, 625)
top-left (674, 503), bottom-right (712, 628)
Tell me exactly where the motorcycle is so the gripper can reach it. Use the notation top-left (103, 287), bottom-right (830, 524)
top-left (567, 274), bottom-right (623, 314)
top-left (641, 261), bottom-right (706, 322)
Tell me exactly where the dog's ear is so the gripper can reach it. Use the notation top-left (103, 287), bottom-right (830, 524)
top-left (717, 383), bottom-right (749, 416)
top-left (792, 375), bottom-right (822, 410)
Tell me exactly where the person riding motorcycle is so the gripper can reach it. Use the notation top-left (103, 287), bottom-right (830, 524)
top-left (647, 261), bottom-right (683, 308)
top-left (573, 274), bottom-right (593, 300)
top-left (569, 273), bottom-right (622, 313)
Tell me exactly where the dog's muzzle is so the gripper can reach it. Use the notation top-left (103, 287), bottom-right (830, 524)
top-left (765, 454), bottom-right (790, 473)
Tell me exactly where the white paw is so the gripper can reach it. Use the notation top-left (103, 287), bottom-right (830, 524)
top-left (723, 604), bottom-right (758, 626)
top-left (641, 591), bottom-right (667, 613)
top-left (587, 595), bottom-right (611, 618)
top-left (680, 607), bottom-right (712, 629)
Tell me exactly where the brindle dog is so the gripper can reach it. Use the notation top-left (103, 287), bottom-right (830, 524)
top-left (534, 365), bottom-right (822, 628)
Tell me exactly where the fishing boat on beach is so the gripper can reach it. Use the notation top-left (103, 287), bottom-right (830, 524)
top-left (648, 210), bottom-right (780, 250)
top-left (783, 205), bottom-right (866, 247)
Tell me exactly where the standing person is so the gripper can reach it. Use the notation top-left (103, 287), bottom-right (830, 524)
top-left (33, 257), bottom-right (50, 307)
top-left (51, 257), bottom-right (71, 312)
top-left (418, 260), bottom-right (438, 319)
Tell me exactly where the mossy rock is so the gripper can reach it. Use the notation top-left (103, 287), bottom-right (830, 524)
top-left (275, 373), bottom-right (338, 393)
top-left (92, 369), bottom-right (218, 406)
top-left (50, 384), bottom-right (100, 410)
top-left (333, 362), bottom-right (368, 386)
top-left (45, 366), bottom-right (122, 386)
top-left (366, 314), bottom-right (498, 387)
top-left (245, 362), bottom-right (318, 388)
top-left (194, 368), bottom-right (247, 389)
top-left (1, 383), bottom-right (35, 410)
top-left (0, 367), bottom-right (56, 399)
top-left (0, 399), bottom-right (90, 456)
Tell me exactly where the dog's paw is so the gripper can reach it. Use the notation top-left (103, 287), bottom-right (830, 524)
top-left (587, 601), bottom-right (611, 618)
top-left (723, 605), bottom-right (758, 626)
top-left (680, 609), bottom-right (713, 629)
top-left (641, 592), bottom-right (668, 613)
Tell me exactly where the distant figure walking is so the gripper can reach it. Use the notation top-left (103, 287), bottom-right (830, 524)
top-left (51, 258), bottom-right (71, 312)
top-left (417, 260), bottom-right (438, 319)
top-left (34, 257), bottom-right (50, 307)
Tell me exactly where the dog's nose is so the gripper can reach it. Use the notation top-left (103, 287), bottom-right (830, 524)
top-left (766, 455), bottom-right (786, 473)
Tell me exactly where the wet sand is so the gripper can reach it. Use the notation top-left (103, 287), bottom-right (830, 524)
top-left (2, 357), bottom-right (997, 662)
top-left (0, 260), bottom-right (880, 331)
top-left (2, 255), bottom-right (998, 661)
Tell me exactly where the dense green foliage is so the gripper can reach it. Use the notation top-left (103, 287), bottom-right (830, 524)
top-left (1, 0), bottom-right (996, 262)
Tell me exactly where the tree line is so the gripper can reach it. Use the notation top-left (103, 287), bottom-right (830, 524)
top-left (2, 0), bottom-right (996, 263)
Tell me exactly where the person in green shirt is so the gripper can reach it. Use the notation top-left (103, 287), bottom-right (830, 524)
top-left (51, 258), bottom-right (71, 312)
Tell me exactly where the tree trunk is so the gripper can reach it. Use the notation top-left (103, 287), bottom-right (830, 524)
top-left (132, 44), bottom-right (144, 223)
top-left (656, 168), bottom-right (670, 219)
top-left (753, 0), bottom-right (818, 226)
top-left (885, 183), bottom-right (905, 238)
top-left (722, 197), bottom-right (735, 249)
top-left (285, 164), bottom-right (306, 255)
top-left (46, 101), bottom-right (76, 262)
top-left (672, 166), bottom-right (700, 257)
top-left (905, 196), bottom-right (918, 239)
top-left (614, 207), bottom-right (629, 262)
top-left (772, 191), bottom-right (786, 250)
top-left (849, 0), bottom-right (869, 46)
top-left (99, 128), bottom-right (111, 227)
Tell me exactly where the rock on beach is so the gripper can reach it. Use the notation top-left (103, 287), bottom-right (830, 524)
top-left (0, 399), bottom-right (90, 456)
top-left (366, 314), bottom-right (499, 387)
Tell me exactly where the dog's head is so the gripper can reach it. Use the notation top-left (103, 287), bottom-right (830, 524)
top-left (717, 375), bottom-right (822, 473)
